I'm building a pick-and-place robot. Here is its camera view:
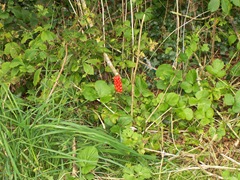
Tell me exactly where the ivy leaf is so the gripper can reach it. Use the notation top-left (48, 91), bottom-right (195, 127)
top-left (208, 0), bottom-right (220, 12)
top-left (77, 146), bottom-right (99, 174)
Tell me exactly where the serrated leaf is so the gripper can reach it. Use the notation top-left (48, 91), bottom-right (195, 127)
top-left (156, 64), bottom-right (174, 79)
top-left (77, 146), bottom-right (99, 174)
top-left (83, 63), bottom-right (94, 75)
top-left (186, 69), bottom-right (197, 84)
top-left (4, 42), bottom-right (21, 58)
top-left (82, 86), bottom-right (98, 101)
top-left (231, 0), bottom-right (240, 6)
top-left (33, 68), bottom-right (42, 86)
top-left (24, 49), bottom-right (38, 61)
top-left (212, 59), bottom-right (225, 71)
top-left (95, 80), bottom-right (112, 98)
top-left (10, 57), bottom-right (24, 68)
top-left (201, 44), bottom-right (210, 52)
top-left (206, 59), bottom-right (226, 77)
top-left (208, 0), bottom-right (220, 12)
top-left (41, 30), bottom-right (56, 42)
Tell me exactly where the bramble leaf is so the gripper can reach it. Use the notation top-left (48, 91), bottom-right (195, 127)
top-left (208, 0), bottom-right (220, 12)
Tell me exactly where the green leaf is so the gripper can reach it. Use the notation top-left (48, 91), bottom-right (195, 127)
top-left (230, 62), bottom-right (240, 76)
top-left (24, 49), bottom-right (39, 61)
top-left (206, 108), bottom-right (214, 118)
top-left (181, 81), bottom-right (193, 93)
top-left (135, 12), bottom-right (144, 20)
top-left (212, 59), bottom-right (225, 71)
top-left (83, 63), bottom-right (94, 75)
top-left (1, 62), bottom-right (11, 74)
top-left (41, 30), bottom-right (56, 42)
top-left (82, 86), bottom-right (98, 101)
top-left (223, 93), bottom-right (234, 105)
top-left (4, 42), bottom-right (21, 58)
top-left (231, 0), bottom-right (240, 6)
top-left (221, 0), bottom-right (232, 14)
top-left (235, 90), bottom-right (240, 104)
top-left (165, 93), bottom-right (179, 106)
top-left (95, 80), bottom-right (112, 98)
top-left (156, 64), bottom-right (174, 79)
top-left (156, 80), bottom-right (168, 90)
top-left (206, 59), bottom-right (226, 78)
top-left (33, 68), bottom-right (42, 86)
top-left (77, 146), bottom-right (99, 174)
top-left (79, 33), bottom-right (87, 42)
top-left (200, 118), bottom-right (211, 126)
top-left (186, 69), bottom-right (197, 84)
top-left (228, 34), bottom-right (237, 45)
top-left (195, 90), bottom-right (210, 100)
top-left (195, 108), bottom-right (205, 120)
top-left (201, 44), bottom-right (210, 52)
top-left (183, 108), bottom-right (193, 120)
top-left (10, 57), bottom-right (24, 68)
top-left (208, 0), bottom-right (220, 12)
top-left (232, 103), bottom-right (240, 113)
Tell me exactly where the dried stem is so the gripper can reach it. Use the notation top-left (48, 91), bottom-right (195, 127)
top-left (46, 44), bottom-right (68, 102)
top-left (131, 14), bottom-right (145, 116)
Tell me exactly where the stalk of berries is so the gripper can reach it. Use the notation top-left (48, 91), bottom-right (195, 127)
top-left (113, 75), bottom-right (122, 93)
top-left (104, 53), bottom-right (123, 93)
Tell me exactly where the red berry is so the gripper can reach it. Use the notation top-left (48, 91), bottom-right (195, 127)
top-left (113, 75), bottom-right (122, 93)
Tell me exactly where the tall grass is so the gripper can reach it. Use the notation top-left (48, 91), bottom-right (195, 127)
top-left (0, 84), bottom-right (154, 179)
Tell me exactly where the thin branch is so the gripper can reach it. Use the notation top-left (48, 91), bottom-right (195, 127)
top-left (131, 14), bottom-right (145, 116)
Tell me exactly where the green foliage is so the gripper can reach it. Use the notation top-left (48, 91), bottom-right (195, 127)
top-left (77, 146), bottom-right (99, 175)
top-left (0, 0), bottom-right (239, 179)
top-left (208, 0), bottom-right (240, 14)
top-left (206, 59), bottom-right (226, 78)
top-left (123, 163), bottom-right (152, 180)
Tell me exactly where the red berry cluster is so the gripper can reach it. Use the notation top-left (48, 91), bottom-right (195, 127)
top-left (113, 75), bottom-right (122, 93)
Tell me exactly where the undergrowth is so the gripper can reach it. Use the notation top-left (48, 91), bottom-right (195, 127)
top-left (0, 0), bottom-right (239, 179)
